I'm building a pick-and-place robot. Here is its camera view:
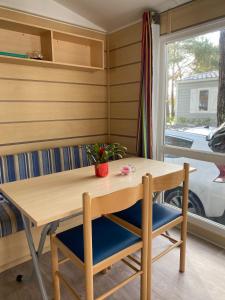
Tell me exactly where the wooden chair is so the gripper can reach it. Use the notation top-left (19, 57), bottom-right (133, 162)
top-left (109, 163), bottom-right (189, 300)
top-left (50, 175), bottom-right (150, 300)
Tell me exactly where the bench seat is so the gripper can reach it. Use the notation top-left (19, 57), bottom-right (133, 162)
top-left (0, 144), bottom-right (94, 238)
top-left (0, 193), bottom-right (23, 237)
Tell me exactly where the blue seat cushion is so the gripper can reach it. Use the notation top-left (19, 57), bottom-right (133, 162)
top-left (115, 201), bottom-right (181, 231)
top-left (56, 216), bottom-right (141, 265)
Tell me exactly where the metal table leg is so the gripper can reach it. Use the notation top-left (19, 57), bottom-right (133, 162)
top-left (17, 222), bottom-right (59, 283)
top-left (19, 212), bottom-right (82, 297)
top-left (19, 212), bottom-right (82, 298)
top-left (153, 192), bottom-right (161, 203)
top-left (22, 215), bottom-right (57, 300)
top-left (37, 221), bottom-right (59, 256)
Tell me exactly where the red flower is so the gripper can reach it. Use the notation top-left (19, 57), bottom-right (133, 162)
top-left (99, 147), bottom-right (105, 155)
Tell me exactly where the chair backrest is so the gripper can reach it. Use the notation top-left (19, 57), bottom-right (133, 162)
top-left (89, 186), bottom-right (143, 219)
top-left (150, 163), bottom-right (189, 193)
top-left (82, 175), bottom-right (150, 266)
top-left (148, 163), bottom-right (189, 226)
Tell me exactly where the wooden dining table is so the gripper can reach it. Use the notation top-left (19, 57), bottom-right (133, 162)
top-left (0, 157), bottom-right (194, 300)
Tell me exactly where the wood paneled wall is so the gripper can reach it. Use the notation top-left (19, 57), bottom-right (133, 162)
top-left (1, 0), bottom-right (225, 272)
top-left (1, 0), bottom-right (225, 155)
top-left (160, 0), bottom-right (225, 35)
top-left (108, 22), bottom-right (142, 155)
top-left (0, 7), bottom-right (107, 272)
top-left (0, 7), bottom-right (107, 155)
top-left (108, 0), bottom-right (225, 155)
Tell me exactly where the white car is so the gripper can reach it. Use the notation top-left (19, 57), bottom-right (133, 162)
top-left (164, 128), bottom-right (225, 225)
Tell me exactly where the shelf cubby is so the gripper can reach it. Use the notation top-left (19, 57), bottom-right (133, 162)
top-left (0, 18), bottom-right (53, 62)
top-left (52, 31), bottom-right (104, 69)
top-left (0, 17), bottom-right (104, 71)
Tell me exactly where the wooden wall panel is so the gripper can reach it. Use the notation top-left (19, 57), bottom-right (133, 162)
top-left (0, 7), bottom-right (108, 273)
top-left (0, 119), bottom-right (107, 145)
top-left (110, 63), bottom-right (140, 85)
top-left (109, 23), bottom-right (141, 155)
top-left (160, 0), bottom-right (225, 35)
top-left (109, 42), bottom-right (141, 68)
top-left (0, 102), bottom-right (107, 122)
top-left (0, 135), bottom-right (107, 156)
top-left (108, 0), bottom-right (225, 156)
top-left (0, 8), bottom-right (107, 156)
top-left (110, 120), bottom-right (137, 137)
top-left (110, 102), bottom-right (138, 119)
top-left (0, 79), bottom-right (107, 102)
top-left (0, 63), bottom-right (107, 85)
top-left (109, 22), bottom-right (142, 50)
top-left (110, 83), bottom-right (140, 102)
top-left (109, 0), bottom-right (225, 155)
top-left (160, 12), bottom-right (170, 35)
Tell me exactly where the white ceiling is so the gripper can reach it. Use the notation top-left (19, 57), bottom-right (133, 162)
top-left (0, 0), bottom-right (192, 32)
top-left (0, 0), bottom-right (104, 31)
top-left (54, 0), bottom-right (192, 32)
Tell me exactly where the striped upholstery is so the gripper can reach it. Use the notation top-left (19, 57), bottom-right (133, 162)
top-left (0, 145), bottom-right (91, 184)
top-left (0, 144), bottom-right (92, 237)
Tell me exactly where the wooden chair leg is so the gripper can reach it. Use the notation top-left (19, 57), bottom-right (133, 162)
top-left (50, 235), bottom-right (61, 300)
top-left (141, 248), bottom-right (148, 300)
top-left (147, 238), bottom-right (152, 300)
top-left (180, 220), bottom-right (187, 273)
top-left (85, 267), bottom-right (94, 300)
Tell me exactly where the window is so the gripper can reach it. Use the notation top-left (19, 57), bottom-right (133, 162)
top-left (199, 89), bottom-right (209, 111)
top-left (158, 22), bottom-right (225, 233)
top-left (190, 87), bottom-right (218, 114)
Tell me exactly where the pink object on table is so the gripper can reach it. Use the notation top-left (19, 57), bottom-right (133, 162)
top-left (120, 165), bottom-right (135, 175)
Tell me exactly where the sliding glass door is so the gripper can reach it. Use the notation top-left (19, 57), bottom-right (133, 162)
top-left (158, 20), bottom-right (225, 230)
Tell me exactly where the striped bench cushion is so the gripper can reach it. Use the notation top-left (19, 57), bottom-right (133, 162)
top-left (0, 193), bottom-right (23, 238)
top-left (0, 144), bottom-right (93, 237)
top-left (0, 144), bottom-right (91, 184)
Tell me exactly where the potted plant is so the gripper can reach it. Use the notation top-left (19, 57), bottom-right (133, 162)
top-left (86, 143), bottom-right (127, 177)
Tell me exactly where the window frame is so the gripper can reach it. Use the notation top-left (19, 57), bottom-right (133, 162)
top-left (198, 88), bottom-right (209, 112)
top-left (157, 17), bottom-right (225, 237)
top-left (190, 87), bottom-right (218, 114)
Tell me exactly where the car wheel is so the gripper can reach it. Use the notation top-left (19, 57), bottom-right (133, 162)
top-left (164, 187), bottom-right (205, 217)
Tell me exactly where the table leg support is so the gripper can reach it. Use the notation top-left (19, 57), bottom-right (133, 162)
top-left (19, 212), bottom-right (80, 298)
top-left (22, 215), bottom-right (49, 300)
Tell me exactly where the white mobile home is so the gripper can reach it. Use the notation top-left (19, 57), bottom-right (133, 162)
top-left (176, 71), bottom-right (219, 126)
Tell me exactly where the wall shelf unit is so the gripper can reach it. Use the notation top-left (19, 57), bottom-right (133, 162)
top-left (0, 17), bottom-right (104, 71)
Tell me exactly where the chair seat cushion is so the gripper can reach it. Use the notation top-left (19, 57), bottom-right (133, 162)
top-left (56, 216), bottom-right (141, 265)
top-left (115, 201), bottom-right (181, 231)
top-left (0, 193), bottom-right (23, 238)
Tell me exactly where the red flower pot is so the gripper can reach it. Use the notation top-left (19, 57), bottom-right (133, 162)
top-left (95, 162), bottom-right (109, 177)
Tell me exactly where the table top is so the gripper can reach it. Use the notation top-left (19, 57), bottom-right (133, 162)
top-left (0, 157), bottom-right (195, 227)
